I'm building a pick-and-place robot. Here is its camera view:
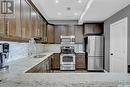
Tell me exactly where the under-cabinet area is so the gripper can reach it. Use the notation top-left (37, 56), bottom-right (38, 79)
top-left (26, 53), bottom-right (86, 73)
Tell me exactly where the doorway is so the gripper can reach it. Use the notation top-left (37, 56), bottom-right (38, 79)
top-left (110, 17), bottom-right (128, 73)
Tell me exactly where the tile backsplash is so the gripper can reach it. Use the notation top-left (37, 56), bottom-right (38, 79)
top-left (0, 41), bottom-right (44, 62)
top-left (0, 41), bottom-right (84, 62)
top-left (43, 44), bottom-right (84, 53)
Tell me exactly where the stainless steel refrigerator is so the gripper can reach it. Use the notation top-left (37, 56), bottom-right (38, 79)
top-left (84, 35), bottom-right (104, 72)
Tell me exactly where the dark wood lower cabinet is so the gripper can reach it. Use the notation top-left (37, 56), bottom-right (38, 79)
top-left (26, 57), bottom-right (51, 73)
top-left (26, 53), bottom-right (86, 73)
top-left (76, 53), bottom-right (86, 70)
top-left (51, 53), bottom-right (60, 70)
top-left (26, 53), bottom-right (60, 73)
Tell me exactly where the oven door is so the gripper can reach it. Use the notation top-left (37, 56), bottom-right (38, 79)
top-left (60, 54), bottom-right (75, 65)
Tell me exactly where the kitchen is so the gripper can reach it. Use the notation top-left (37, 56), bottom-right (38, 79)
top-left (0, 0), bottom-right (130, 86)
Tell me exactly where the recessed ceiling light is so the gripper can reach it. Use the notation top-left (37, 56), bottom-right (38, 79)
top-left (78, 0), bottom-right (82, 3)
top-left (32, 12), bottom-right (36, 16)
top-left (74, 13), bottom-right (78, 16)
top-left (57, 12), bottom-right (61, 15)
top-left (56, 0), bottom-right (59, 3)
top-left (67, 7), bottom-right (71, 11)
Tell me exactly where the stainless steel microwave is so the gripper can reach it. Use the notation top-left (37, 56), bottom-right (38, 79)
top-left (60, 36), bottom-right (75, 44)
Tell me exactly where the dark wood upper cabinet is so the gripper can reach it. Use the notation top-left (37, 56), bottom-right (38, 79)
top-left (54, 26), bottom-right (61, 44)
top-left (67, 25), bottom-right (75, 36)
top-left (4, 0), bottom-right (21, 38)
top-left (0, 18), bottom-right (5, 35)
top-left (43, 22), bottom-right (47, 42)
top-left (47, 24), bottom-right (55, 43)
top-left (54, 25), bottom-right (84, 44)
top-left (36, 16), bottom-right (43, 38)
top-left (84, 23), bottom-right (103, 35)
top-left (60, 26), bottom-right (68, 36)
top-left (0, 0), bottom-right (48, 42)
top-left (15, 0), bottom-right (21, 37)
top-left (93, 24), bottom-right (103, 34)
top-left (31, 8), bottom-right (37, 38)
top-left (74, 25), bottom-right (84, 44)
top-left (6, 18), bottom-right (16, 37)
top-left (21, 0), bottom-right (31, 39)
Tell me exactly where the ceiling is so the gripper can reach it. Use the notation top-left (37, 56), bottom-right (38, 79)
top-left (31, 0), bottom-right (88, 20)
top-left (82, 0), bottom-right (130, 23)
top-left (31, 0), bottom-right (130, 24)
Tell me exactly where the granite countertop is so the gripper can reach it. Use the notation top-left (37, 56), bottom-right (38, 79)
top-left (8, 52), bottom-right (54, 73)
top-left (0, 52), bottom-right (130, 87)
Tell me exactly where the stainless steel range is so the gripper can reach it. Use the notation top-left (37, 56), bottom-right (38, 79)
top-left (60, 36), bottom-right (76, 70)
top-left (60, 46), bottom-right (75, 70)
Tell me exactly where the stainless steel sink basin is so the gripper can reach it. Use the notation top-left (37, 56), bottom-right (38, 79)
top-left (33, 55), bottom-right (46, 58)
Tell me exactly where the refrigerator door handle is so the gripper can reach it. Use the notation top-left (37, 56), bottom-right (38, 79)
top-left (87, 38), bottom-right (90, 54)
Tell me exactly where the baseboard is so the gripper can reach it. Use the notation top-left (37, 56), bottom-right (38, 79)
top-left (87, 70), bottom-right (104, 72)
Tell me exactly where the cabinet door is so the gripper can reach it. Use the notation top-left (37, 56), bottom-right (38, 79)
top-left (93, 24), bottom-right (103, 34)
top-left (6, 18), bottom-right (16, 37)
top-left (36, 16), bottom-right (40, 37)
top-left (36, 15), bottom-right (43, 38)
top-left (47, 24), bottom-right (54, 43)
top-left (60, 26), bottom-right (68, 36)
top-left (54, 26), bottom-right (61, 44)
top-left (5, 0), bottom-right (21, 37)
top-left (31, 8), bottom-right (36, 38)
top-left (76, 53), bottom-right (86, 69)
top-left (43, 22), bottom-right (47, 42)
top-left (39, 18), bottom-right (43, 38)
top-left (84, 24), bottom-right (103, 35)
top-left (75, 25), bottom-right (84, 43)
top-left (15, 0), bottom-right (21, 37)
top-left (51, 53), bottom-right (60, 70)
top-left (21, 0), bottom-right (31, 39)
top-left (84, 24), bottom-right (94, 34)
top-left (67, 25), bottom-right (75, 36)
top-left (0, 18), bottom-right (5, 35)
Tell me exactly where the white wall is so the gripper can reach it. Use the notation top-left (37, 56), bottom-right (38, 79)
top-left (104, 5), bottom-right (130, 71)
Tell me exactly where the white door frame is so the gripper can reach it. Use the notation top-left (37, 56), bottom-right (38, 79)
top-left (110, 17), bottom-right (128, 73)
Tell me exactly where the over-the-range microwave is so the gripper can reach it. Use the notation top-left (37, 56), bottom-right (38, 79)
top-left (60, 36), bottom-right (75, 44)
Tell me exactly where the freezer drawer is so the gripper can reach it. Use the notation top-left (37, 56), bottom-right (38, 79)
top-left (87, 57), bottom-right (104, 71)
